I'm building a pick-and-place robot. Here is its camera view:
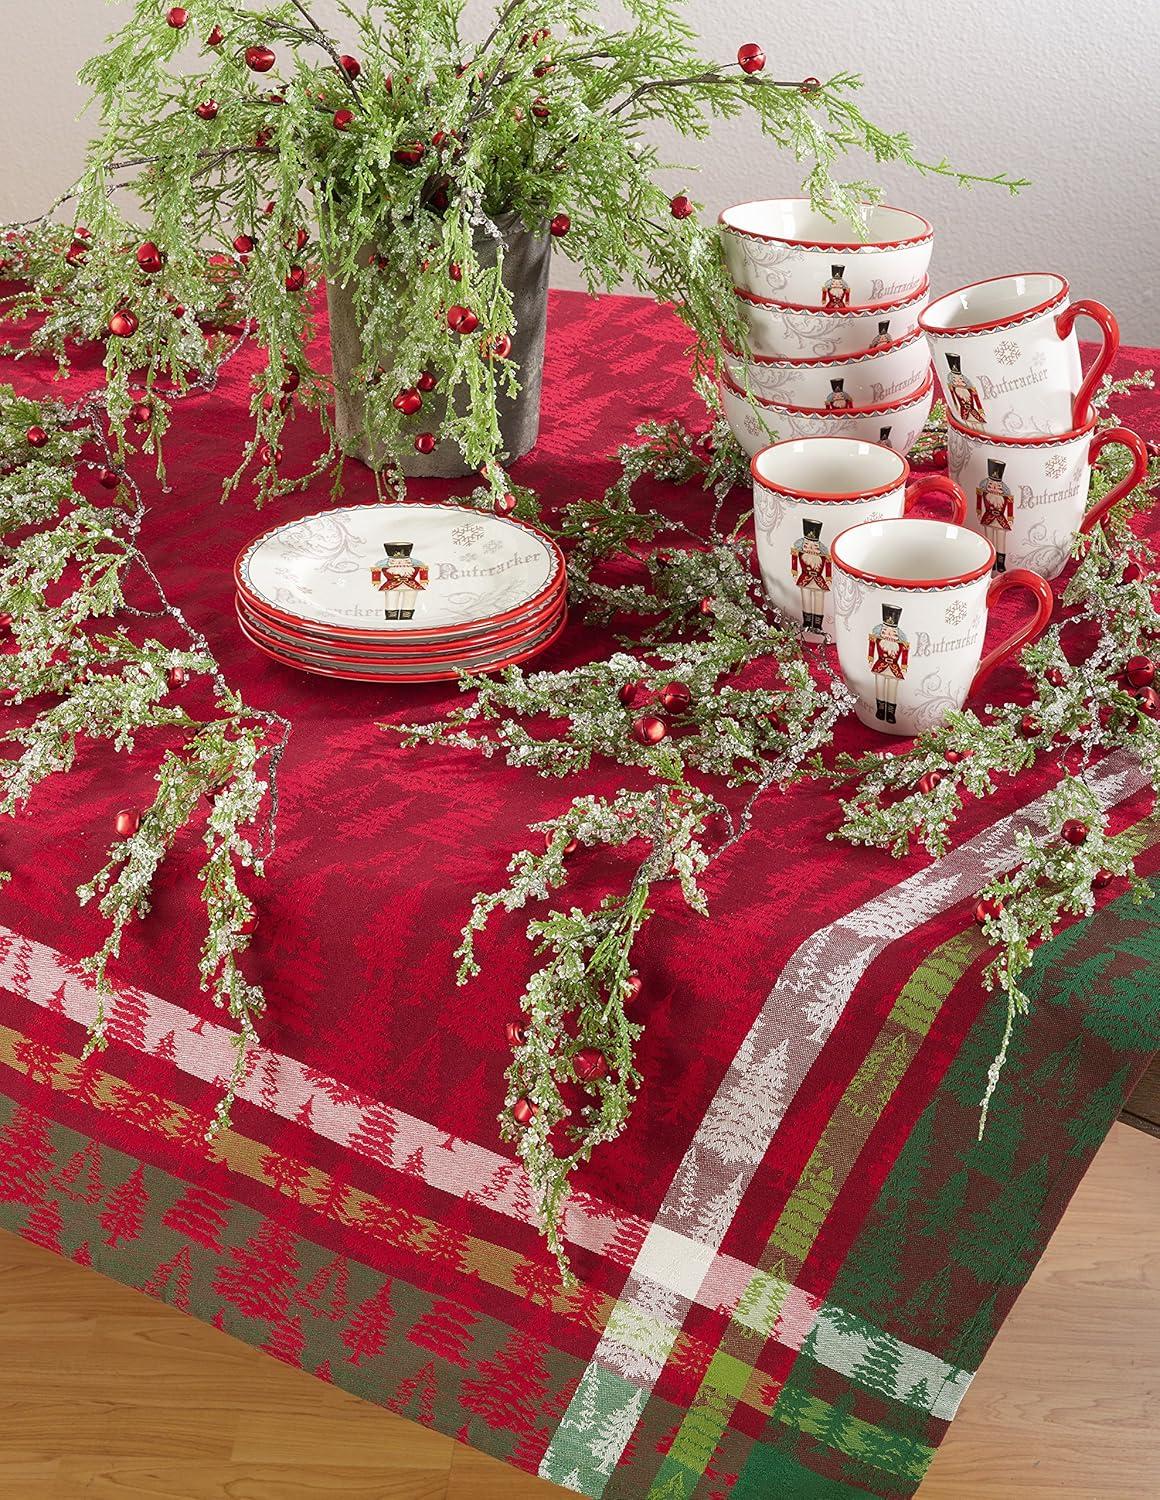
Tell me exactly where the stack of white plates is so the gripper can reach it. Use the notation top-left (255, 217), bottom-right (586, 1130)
top-left (234, 503), bottom-right (567, 683)
top-left (717, 199), bottom-right (935, 457)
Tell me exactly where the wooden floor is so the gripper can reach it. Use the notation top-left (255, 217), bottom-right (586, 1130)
top-left (0, 1122), bottom-right (1156, 1499)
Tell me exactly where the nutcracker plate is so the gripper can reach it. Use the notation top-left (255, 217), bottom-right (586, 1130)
top-left (234, 589), bottom-right (566, 666)
top-left (235, 502), bottom-right (565, 639)
top-left (235, 601), bottom-right (568, 682)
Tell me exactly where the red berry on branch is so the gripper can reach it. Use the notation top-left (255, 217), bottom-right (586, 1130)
top-left (65, 240), bottom-right (88, 265)
top-left (257, 442), bottom-right (281, 467)
top-left (130, 400), bottom-right (152, 426)
top-left (414, 432), bottom-right (436, 454)
top-left (417, 370), bottom-right (437, 392)
top-left (483, 332), bottom-right (512, 359)
top-left (1060, 818), bottom-right (1089, 845)
top-left (195, 99), bottom-right (219, 120)
top-left (115, 809), bottom-right (141, 837)
top-left (285, 265), bottom-right (306, 291)
top-left (737, 42), bottom-right (765, 73)
top-left (494, 492), bottom-right (517, 516)
top-left (543, 831), bottom-right (580, 856)
top-left (245, 46), bottom-right (276, 73)
top-left (206, 24), bottom-right (224, 47)
top-left (25, 425), bottom-right (48, 448)
top-left (549, 213), bottom-right (570, 237)
top-left (447, 261), bottom-right (463, 283)
top-left (333, 108), bottom-right (354, 131)
top-left (1123, 559), bottom-right (1144, 585)
top-left (505, 1020), bottom-right (527, 1047)
top-left (623, 973), bottom-right (642, 1004)
top-left (338, 54), bottom-right (361, 78)
top-left (167, 665), bottom-right (189, 690)
top-left (1126, 654), bottom-right (1156, 687)
top-left (1093, 867), bottom-right (1115, 888)
top-left (167, 7), bottom-right (188, 28)
top-left (280, 367), bottom-right (300, 393)
top-left (917, 770), bottom-right (942, 794)
top-left (1133, 685), bottom-right (1160, 718)
top-left (618, 679), bottom-right (653, 709)
top-left (232, 233), bottom-right (254, 254)
top-left (107, 309), bottom-right (138, 338)
top-left (254, 128), bottom-right (273, 150)
top-left (800, 76), bottom-right (821, 95)
top-left (1044, 666), bottom-right (1067, 688)
top-left (393, 387), bottom-right (422, 415)
top-left (659, 681), bottom-right (691, 713)
top-left (136, 241), bottom-right (164, 273)
top-left (974, 896), bottom-right (1003, 925)
top-left (944, 748), bottom-right (973, 764)
top-left (1019, 712), bottom-right (1040, 737)
top-left (97, 467), bottom-right (119, 488)
top-left (531, 96), bottom-right (550, 120)
top-left (447, 304), bottom-right (479, 334)
top-left (384, 73), bottom-right (393, 94)
top-left (574, 1049), bottom-right (608, 1082)
top-left (512, 1097), bottom-right (537, 1125)
top-left (393, 141), bottom-right (426, 166)
top-left (670, 194), bottom-right (694, 219)
top-left (632, 714), bottom-right (668, 745)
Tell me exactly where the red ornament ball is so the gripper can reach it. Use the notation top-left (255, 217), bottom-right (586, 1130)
top-left (285, 265), bottom-right (306, 291)
top-left (333, 108), bottom-right (354, 131)
top-left (670, 194), bottom-right (694, 220)
top-left (97, 467), bottom-right (119, 488)
top-left (65, 240), bottom-right (88, 266)
top-left (505, 1020), bottom-right (527, 1047)
top-left (167, 6), bottom-right (188, 27)
top-left (245, 45), bottom-right (276, 73)
top-left (1093, 867), bottom-right (1116, 888)
top-left (699, 596), bottom-right (715, 615)
top-left (206, 24), bottom-right (224, 46)
top-left (393, 386), bottom-right (423, 415)
top-left (737, 42), bottom-right (765, 73)
top-left (130, 400), bottom-right (152, 426)
top-left (494, 492), bottom-right (517, 516)
top-left (1044, 666), bottom-right (1067, 688)
top-left (944, 748), bottom-right (973, 765)
top-left (393, 141), bottom-right (426, 167)
top-left (512, 1097), bottom-right (537, 1126)
top-left (550, 213), bottom-right (570, 237)
top-left (414, 432), bottom-right (437, 454)
top-left (338, 53), bottom-right (361, 78)
top-left (1019, 712), bottom-right (1040, 738)
top-left (25, 425), bottom-right (48, 448)
top-left (195, 99), bottom-right (219, 120)
top-left (574, 1049), bottom-right (609, 1083)
top-left (1123, 559), bottom-right (1145, 585)
top-left (531, 96), bottom-right (550, 120)
top-left (623, 972), bottom-right (643, 1005)
top-left (417, 370), bottom-right (437, 392)
top-left (618, 679), bottom-right (653, 709)
top-left (659, 680), bottom-right (691, 713)
top-left (974, 896), bottom-right (1003, 925)
top-left (1125, 654), bottom-right (1156, 687)
top-left (1060, 818), bottom-right (1089, 845)
top-left (107, 310), bottom-right (138, 338)
top-left (484, 332), bottom-right (512, 360)
top-left (232, 233), bottom-right (254, 254)
top-left (917, 770), bottom-right (942, 794)
top-left (800, 75), bottom-right (821, 95)
top-left (447, 303), bottom-right (479, 334)
top-left (115, 809), bottom-right (141, 837)
top-left (632, 714), bottom-right (668, 746)
top-left (167, 665), bottom-right (189, 690)
top-left (1134, 685), bottom-right (1160, 718)
top-left (280, 366), bottom-right (300, 393)
top-left (136, 241), bottom-right (163, 273)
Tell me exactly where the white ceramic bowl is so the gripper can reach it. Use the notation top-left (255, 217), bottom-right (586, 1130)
top-left (720, 200), bottom-right (933, 308)
top-left (722, 327), bottom-right (930, 409)
top-left (735, 280), bottom-right (929, 358)
top-left (720, 367), bottom-right (935, 459)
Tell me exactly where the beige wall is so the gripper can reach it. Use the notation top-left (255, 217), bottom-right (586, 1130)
top-left (4, 1), bottom-right (1158, 343)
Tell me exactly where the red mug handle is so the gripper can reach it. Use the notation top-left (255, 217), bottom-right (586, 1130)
top-left (1055, 299), bottom-right (1119, 428)
top-left (902, 474), bottom-right (968, 526)
top-left (971, 568), bottom-right (1054, 693)
top-left (1078, 426), bottom-right (1150, 535)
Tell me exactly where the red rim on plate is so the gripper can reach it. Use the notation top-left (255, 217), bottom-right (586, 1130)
top-left (234, 501), bottom-right (567, 642)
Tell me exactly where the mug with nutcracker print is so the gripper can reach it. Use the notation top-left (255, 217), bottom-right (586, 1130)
top-left (947, 412), bottom-right (1149, 579)
top-left (830, 516), bottom-right (1053, 735)
top-left (919, 274), bottom-right (1119, 436)
top-left (751, 436), bottom-right (967, 638)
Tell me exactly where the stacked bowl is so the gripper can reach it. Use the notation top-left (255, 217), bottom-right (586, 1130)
top-left (718, 200), bottom-right (935, 457)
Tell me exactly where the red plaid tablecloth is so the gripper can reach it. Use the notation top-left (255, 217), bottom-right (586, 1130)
top-left (1, 291), bottom-right (1158, 1498)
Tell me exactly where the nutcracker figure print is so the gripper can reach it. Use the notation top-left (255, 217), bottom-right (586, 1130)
top-left (370, 541), bottom-right (429, 620)
top-left (976, 457), bottom-right (1014, 573)
top-left (826, 378), bottom-right (854, 410)
top-left (821, 263), bottom-right (851, 311)
top-left (790, 518), bottom-right (831, 633)
top-left (944, 352), bottom-right (986, 427)
top-left (868, 319), bottom-right (892, 350)
top-left (868, 602), bottom-right (909, 724)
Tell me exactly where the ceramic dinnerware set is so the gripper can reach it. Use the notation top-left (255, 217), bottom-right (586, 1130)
top-left (728, 207), bottom-right (1151, 736)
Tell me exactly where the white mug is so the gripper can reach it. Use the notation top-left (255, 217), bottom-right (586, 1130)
top-left (920, 274), bottom-right (1118, 437)
top-left (752, 437), bottom-right (967, 637)
top-left (830, 517), bottom-right (1053, 735)
top-left (947, 412), bottom-right (1149, 579)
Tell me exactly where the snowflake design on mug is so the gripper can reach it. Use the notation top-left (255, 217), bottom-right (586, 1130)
top-left (994, 339), bottom-right (1020, 366)
top-left (945, 598), bottom-right (968, 626)
top-left (1044, 453), bottom-right (1069, 479)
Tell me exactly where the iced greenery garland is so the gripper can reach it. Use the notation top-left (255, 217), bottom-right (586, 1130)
top-left (390, 381), bottom-right (1160, 1274)
top-left (0, 381), bottom-right (289, 1132)
top-left (0, 0), bottom-right (1023, 504)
